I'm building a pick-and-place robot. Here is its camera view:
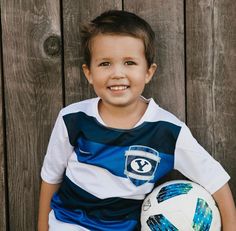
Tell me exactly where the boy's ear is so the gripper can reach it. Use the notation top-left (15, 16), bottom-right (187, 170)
top-left (145, 63), bottom-right (157, 84)
top-left (82, 64), bottom-right (93, 84)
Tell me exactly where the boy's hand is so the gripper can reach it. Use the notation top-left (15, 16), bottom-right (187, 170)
top-left (213, 183), bottom-right (236, 231)
top-left (38, 181), bottom-right (60, 231)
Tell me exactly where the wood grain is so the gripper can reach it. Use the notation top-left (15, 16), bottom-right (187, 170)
top-left (63, 0), bottom-right (122, 105)
top-left (1, 0), bottom-right (63, 230)
top-left (186, 0), bottom-right (236, 198)
top-left (0, 19), bottom-right (7, 231)
top-left (124, 0), bottom-right (185, 121)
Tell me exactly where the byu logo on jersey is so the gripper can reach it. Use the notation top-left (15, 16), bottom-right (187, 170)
top-left (124, 145), bottom-right (161, 186)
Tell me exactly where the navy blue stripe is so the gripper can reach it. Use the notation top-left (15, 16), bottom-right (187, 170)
top-left (63, 112), bottom-right (181, 154)
top-left (51, 175), bottom-right (142, 222)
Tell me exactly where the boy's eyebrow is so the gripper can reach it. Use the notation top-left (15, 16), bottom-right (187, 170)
top-left (123, 56), bottom-right (139, 60)
top-left (94, 56), bottom-right (139, 61)
top-left (95, 57), bottom-right (111, 61)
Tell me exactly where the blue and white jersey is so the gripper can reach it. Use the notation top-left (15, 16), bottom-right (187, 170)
top-left (41, 97), bottom-right (230, 231)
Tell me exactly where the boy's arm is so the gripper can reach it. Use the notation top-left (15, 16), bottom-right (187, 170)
top-left (213, 183), bottom-right (236, 231)
top-left (38, 180), bottom-right (60, 231)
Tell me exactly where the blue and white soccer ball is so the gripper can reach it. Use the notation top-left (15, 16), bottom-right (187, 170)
top-left (141, 180), bottom-right (221, 231)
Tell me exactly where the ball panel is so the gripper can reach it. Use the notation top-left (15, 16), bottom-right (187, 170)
top-left (146, 214), bottom-right (179, 231)
top-left (192, 198), bottom-right (212, 231)
top-left (157, 182), bottom-right (193, 203)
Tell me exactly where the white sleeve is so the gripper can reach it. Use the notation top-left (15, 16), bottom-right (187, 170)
top-left (41, 110), bottom-right (74, 184)
top-left (174, 123), bottom-right (230, 194)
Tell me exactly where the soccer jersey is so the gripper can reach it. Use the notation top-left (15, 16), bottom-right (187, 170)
top-left (41, 97), bottom-right (230, 230)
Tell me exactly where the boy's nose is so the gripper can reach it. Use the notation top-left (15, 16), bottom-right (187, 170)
top-left (111, 64), bottom-right (125, 78)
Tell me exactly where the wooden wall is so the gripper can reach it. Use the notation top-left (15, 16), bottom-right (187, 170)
top-left (0, 0), bottom-right (235, 230)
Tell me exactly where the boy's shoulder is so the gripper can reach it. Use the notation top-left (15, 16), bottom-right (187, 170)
top-left (60, 97), bottom-right (99, 116)
top-left (147, 98), bottom-right (183, 127)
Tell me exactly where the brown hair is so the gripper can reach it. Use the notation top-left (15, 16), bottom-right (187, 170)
top-left (80, 10), bottom-right (156, 67)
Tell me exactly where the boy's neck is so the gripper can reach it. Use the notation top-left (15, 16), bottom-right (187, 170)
top-left (98, 98), bottom-right (148, 129)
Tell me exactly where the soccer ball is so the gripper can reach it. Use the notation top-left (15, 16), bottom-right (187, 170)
top-left (141, 180), bottom-right (221, 231)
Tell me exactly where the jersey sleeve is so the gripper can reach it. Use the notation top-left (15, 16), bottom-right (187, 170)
top-left (41, 110), bottom-right (74, 184)
top-left (174, 123), bottom-right (230, 194)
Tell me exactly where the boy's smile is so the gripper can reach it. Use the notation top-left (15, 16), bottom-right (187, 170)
top-left (83, 34), bottom-right (157, 112)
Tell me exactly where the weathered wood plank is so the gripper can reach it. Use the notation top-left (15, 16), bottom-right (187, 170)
top-left (63, 0), bottom-right (122, 105)
top-left (124, 0), bottom-right (185, 121)
top-left (1, 0), bottom-right (63, 230)
top-left (0, 11), bottom-right (7, 230)
top-left (186, 0), bottom-right (236, 198)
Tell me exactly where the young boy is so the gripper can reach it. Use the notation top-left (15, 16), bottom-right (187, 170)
top-left (38, 10), bottom-right (236, 231)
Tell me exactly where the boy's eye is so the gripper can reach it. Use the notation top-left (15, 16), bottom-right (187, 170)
top-left (99, 62), bottom-right (110, 67)
top-left (125, 61), bottom-right (136, 65)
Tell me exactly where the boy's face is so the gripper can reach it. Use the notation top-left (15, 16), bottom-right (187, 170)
top-left (83, 34), bottom-right (156, 109)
